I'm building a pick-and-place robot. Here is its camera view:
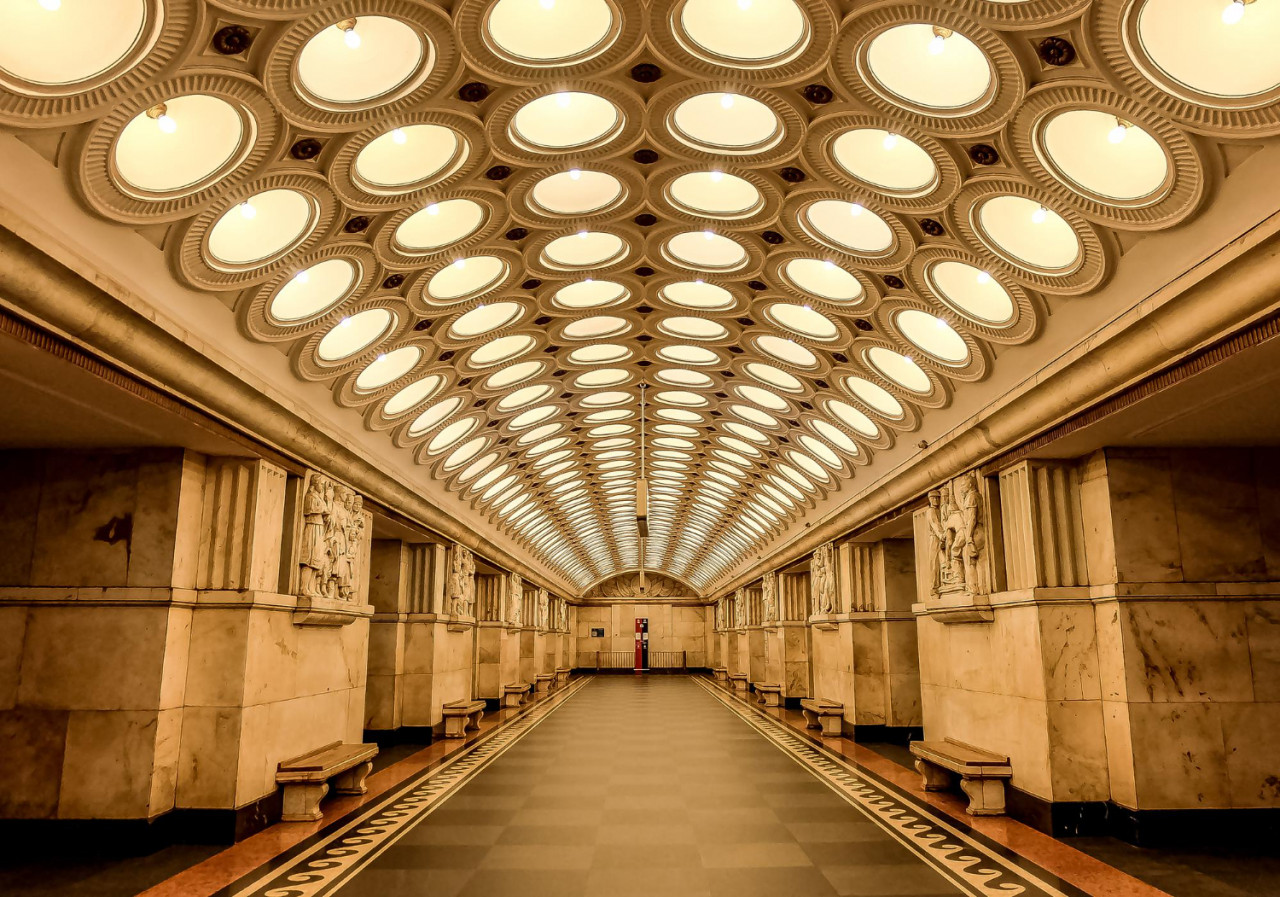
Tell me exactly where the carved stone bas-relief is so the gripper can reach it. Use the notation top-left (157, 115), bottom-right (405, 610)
top-left (762, 572), bottom-right (778, 623)
top-left (298, 472), bottom-right (366, 604)
top-left (811, 542), bottom-right (836, 616)
top-left (508, 572), bottom-right (523, 626)
top-left (537, 587), bottom-right (549, 629)
top-left (583, 571), bottom-right (697, 599)
top-left (924, 471), bottom-right (991, 601)
top-left (734, 587), bottom-right (746, 629)
top-left (449, 544), bottom-right (476, 618)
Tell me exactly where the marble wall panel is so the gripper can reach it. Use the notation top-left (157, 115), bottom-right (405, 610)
top-left (58, 709), bottom-right (164, 818)
top-left (1117, 601), bottom-right (1253, 703)
top-left (1105, 452), bottom-right (1183, 583)
top-left (1127, 703), bottom-right (1231, 809)
top-left (0, 708), bottom-right (67, 817)
top-left (1248, 603), bottom-right (1280, 700)
top-left (0, 606), bottom-right (27, 709)
top-left (1220, 702), bottom-right (1280, 807)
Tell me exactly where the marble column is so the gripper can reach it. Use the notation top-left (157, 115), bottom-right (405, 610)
top-left (767, 568), bottom-right (812, 700)
top-left (746, 585), bottom-right (767, 684)
top-left (473, 572), bottom-right (520, 700)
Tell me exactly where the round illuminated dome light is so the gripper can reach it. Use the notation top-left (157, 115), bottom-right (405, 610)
top-left (826, 398), bottom-right (880, 437)
top-left (867, 345), bottom-right (932, 393)
top-left (297, 17), bottom-right (427, 107)
top-left (678, 0), bottom-right (809, 64)
top-left (845, 376), bottom-right (904, 419)
top-left (659, 316), bottom-right (730, 342)
top-left (383, 374), bottom-right (445, 416)
top-left (666, 231), bottom-right (748, 271)
top-left (736, 383), bottom-right (790, 411)
top-left (543, 231), bottom-right (628, 268)
top-left (409, 396), bottom-right (462, 436)
top-left (896, 309), bottom-right (969, 364)
top-left (316, 309), bottom-right (393, 362)
top-left (657, 368), bottom-right (714, 388)
top-left (394, 199), bottom-right (486, 253)
top-left (354, 125), bottom-right (464, 192)
top-left (554, 279), bottom-right (628, 309)
top-left (575, 368), bottom-right (630, 388)
top-left (486, 0), bottom-right (615, 63)
top-left (670, 92), bottom-right (783, 153)
top-left (865, 24), bottom-right (993, 111)
top-left (510, 92), bottom-right (622, 151)
top-left (569, 343), bottom-right (631, 364)
top-left (469, 333), bottom-right (535, 367)
top-left (781, 259), bottom-right (864, 304)
top-left (660, 280), bottom-right (736, 311)
top-left (929, 261), bottom-right (1014, 325)
top-left (497, 383), bottom-right (555, 412)
top-left (745, 362), bottom-right (803, 392)
top-left (269, 259), bottom-right (358, 323)
top-left (1136, 0), bottom-right (1280, 99)
top-left (356, 345), bottom-right (421, 391)
top-left (449, 301), bottom-right (523, 339)
top-left (1040, 111), bottom-right (1169, 202)
top-left (530, 169), bottom-right (623, 216)
top-left (0, 0), bottom-right (149, 88)
top-left (582, 390), bottom-right (633, 408)
top-left (765, 302), bottom-right (839, 342)
top-left (977, 196), bottom-right (1081, 272)
top-left (831, 129), bottom-right (939, 195)
top-left (754, 334), bottom-right (819, 369)
top-left (485, 359), bottom-right (544, 390)
top-left (207, 189), bottom-right (316, 267)
top-left (426, 256), bottom-right (507, 303)
top-left (668, 171), bottom-right (763, 218)
top-left (563, 315), bottom-right (631, 340)
top-left (113, 96), bottom-right (246, 195)
top-left (803, 200), bottom-right (894, 255)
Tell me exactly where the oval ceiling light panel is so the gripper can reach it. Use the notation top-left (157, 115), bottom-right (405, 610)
top-left (562, 315), bottom-right (631, 340)
top-left (668, 171), bottom-right (762, 218)
top-left (0, 0), bottom-right (147, 87)
top-left (384, 374), bottom-right (445, 416)
top-left (355, 345), bottom-right (421, 391)
top-left (896, 309), bottom-right (969, 364)
top-left (316, 308), bottom-right (393, 362)
top-left (486, 0), bottom-right (615, 63)
top-left (269, 259), bottom-right (357, 323)
top-left (207, 189), bottom-right (315, 266)
top-left (469, 333), bottom-right (535, 367)
top-left (1041, 110), bottom-right (1169, 202)
top-left (867, 345), bottom-right (932, 393)
top-left (485, 359), bottom-right (544, 390)
top-left (929, 261), bottom-right (1014, 325)
top-left (394, 199), bottom-right (486, 253)
top-left (553, 279), bottom-right (628, 309)
top-left (1136, 0), bottom-right (1280, 99)
top-left (831, 128), bottom-right (938, 195)
top-left (114, 95), bottom-right (244, 194)
top-left (511, 91), bottom-right (622, 150)
top-left (297, 16), bottom-right (426, 106)
top-left (679, 0), bottom-right (808, 63)
top-left (803, 200), bottom-right (894, 254)
top-left (754, 334), bottom-right (818, 368)
top-left (426, 255), bottom-right (507, 303)
top-left (671, 92), bottom-right (782, 152)
top-left (543, 231), bottom-right (627, 268)
top-left (354, 125), bottom-right (463, 191)
top-left (665, 231), bottom-right (748, 271)
top-left (977, 195), bottom-right (1081, 271)
top-left (659, 316), bottom-right (729, 341)
top-left (766, 302), bottom-right (839, 341)
top-left (781, 258), bottom-right (864, 304)
top-left (449, 300), bottom-right (523, 338)
top-left (844, 375), bottom-right (904, 419)
top-left (530, 169), bottom-right (623, 216)
top-left (866, 23), bottom-right (993, 110)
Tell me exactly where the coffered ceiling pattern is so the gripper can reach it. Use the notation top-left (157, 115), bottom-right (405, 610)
top-left (0, 0), bottom-right (1272, 593)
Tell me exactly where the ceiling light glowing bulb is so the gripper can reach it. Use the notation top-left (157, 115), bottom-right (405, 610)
top-left (1223, 0), bottom-right (1247, 24)
top-left (882, 132), bottom-right (899, 151)
top-left (935, 316), bottom-right (949, 330)
top-left (238, 201), bottom-right (256, 220)
top-left (293, 269), bottom-right (310, 284)
top-left (703, 230), bottom-right (715, 240)
top-left (539, 0), bottom-right (555, 8)
top-left (976, 270), bottom-right (992, 284)
top-left (738, 0), bottom-right (752, 8)
top-left (577, 230), bottom-right (588, 238)
top-left (1108, 117), bottom-right (1131, 144)
top-left (555, 92), bottom-right (571, 108)
top-left (340, 316), bottom-right (352, 328)
top-left (453, 258), bottom-right (466, 269)
top-left (38, 0), bottom-right (61, 9)
top-left (376, 353), bottom-right (387, 362)
top-left (709, 169), bottom-right (724, 183)
top-left (1031, 204), bottom-right (1048, 225)
top-left (391, 127), bottom-right (407, 145)
top-left (903, 355), bottom-right (916, 366)
top-left (425, 202), bottom-right (439, 216)
top-left (720, 93), bottom-right (736, 110)
top-left (568, 168), bottom-right (582, 181)
top-left (147, 103), bottom-right (177, 134)
top-left (849, 203), bottom-right (864, 217)
top-left (338, 17), bottom-right (361, 48)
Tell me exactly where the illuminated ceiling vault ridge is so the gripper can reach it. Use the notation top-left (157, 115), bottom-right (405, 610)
top-left (0, 0), bottom-right (1271, 591)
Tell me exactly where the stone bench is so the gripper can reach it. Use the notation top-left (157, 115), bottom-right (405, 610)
top-left (712, 667), bottom-right (729, 683)
top-left (910, 738), bottom-right (1012, 817)
top-left (277, 741), bottom-right (378, 822)
top-left (753, 682), bottom-right (783, 707)
top-left (502, 682), bottom-right (532, 707)
top-left (726, 672), bottom-right (748, 695)
top-left (535, 673), bottom-right (555, 693)
top-left (800, 698), bottom-right (844, 737)
top-left (442, 699), bottom-right (485, 739)
top-left (554, 668), bottom-right (570, 686)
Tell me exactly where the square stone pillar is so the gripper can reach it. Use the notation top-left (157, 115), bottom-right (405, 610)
top-left (763, 569), bottom-right (810, 700)
top-left (746, 585), bottom-right (767, 684)
top-left (474, 573), bottom-right (516, 700)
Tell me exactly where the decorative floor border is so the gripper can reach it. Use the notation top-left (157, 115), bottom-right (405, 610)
top-left (692, 677), bottom-right (1086, 897)
top-left (226, 677), bottom-right (594, 897)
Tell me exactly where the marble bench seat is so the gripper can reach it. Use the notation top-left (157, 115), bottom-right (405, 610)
top-left (277, 741), bottom-right (378, 822)
top-left (753, 682), bottom-right (783, 707)
top-left (554, 668), bottom-right (570, 686)
top-left (712, 667), bottom-right (729, 683)
top-left (502, 682), bottom-right (532, 707)
top-left (910, 738), bottom-right (1012, 817)
top-left (535, 673), bottom-right (555, 693)
top-left (799, 698), bottom-right (844, 737)
top-left (442, 699), bottom-right (485, 738)
top-left (726, 672), bottom-right (748, 695)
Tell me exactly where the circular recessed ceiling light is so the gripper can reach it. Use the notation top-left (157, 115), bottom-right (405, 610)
top-left (426, 255), bottom-right (507, 303)
top-left (844, 375), bottom-right (904, 418)
top-left (575, 368), bottom-right (630, 388)
top-left (1040, 110), bottom-right (1168, 202)
top-left (444, 436), bottom-right (490, 471)
top-left (553, 279), bottom-right (628, 309)
top-left (665, 231), bottom-right (748, 271)
top-left (395, 199), bottom-right (486, 253)
top-left (356, 345), bottom-right (421, 391)
top-left (269, 259), bottom-right (357, 323)
top-left (485, 359), bottom-right (545, 390)
top-left (207, 189), bottom-right (316, 266)
top-left (658, 344), bottom-right (721, 365)
top-left (113, 95), bottom-right (245, 195)
top-left (659, 315), bottom-right (729, 341)
top-left (563, 315), bottom-right (631, 340)
top-left (497, 383), bottom-right (555, 411)
top-left (754, 334), bottom-right (818, 368)
top-left (1136, 0), bottom-right (1280, 99)
top-left (670, 92), bottom-right (782, 152)
top-left (429, 417), bottom-right (479, 454)
top-left (867, 345), bottom-right (931, 393)
top-left (730, 403), bottom-right (778, 426)
top-left (511, 91), bottom-right (622, 150)
top-left (409, 396), bottom-right (462, 436)
top-left (827, 398), bottom-right (879, 436)
top-left (354, 125), bottom-right (464, 191)
top-left (976, 195), bottom-right (1080, 271)
top-left (297, 16), bottom-right (427, 106)
top-left (803, 200), bottom-right (894, 255)
top-left (317, 308), bottom-right (393, 362)
top-left (668, 171), bottom-right (763, 218)
top-left (543, 231), bottom-right (627, 268)
top-left (928, 261), bottom-right (1014, 325)
top-left (660, 280), bottom-right (736, 310)
top-left (657, 368), bottom-right (714, 388)
top-left (678, 0), bottom-right (809, 63)
top-left (766, 302), bottom-right (839, 341)
top-left (745, 362), bottom-right (803, 392)
top-left (568, 342), bottom-right (631, 364)
top-left (384, 374), bottom-right (445, 416)
top-left (530, 169), bottom-right (623, 216)
top-left (486, 0), bottom-right (615, 63)
top-left (0, 0), bottom-right (148, 88)
top-left (581, 390), bottom-right (632, 407)
top-left (865, 24), bottom-right (993, 111)
top-left (450, 300), bottom-right (523, 339)
top-left (896, 309), bottom-right (969, 364)
top-left (831, 128), bottom-right (938, 195)
top-left (469, 333), bottom-right (535, 367)
top-left (810, 418), bottom-right (858, 455)
top-left (781, 258), bottom-right (865, 304)
top-left (736, 383), bottom-right (789, 411)
top-left (511, 405), bottom-right (559, 428)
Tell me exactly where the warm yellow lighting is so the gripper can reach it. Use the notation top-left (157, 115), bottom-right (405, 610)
top-left (1031, 204), bottom-right (1048, 224)
top-left (849, 202), bottom-right (864, 217)
top-left (1222, 0), bottom-right (1251, 24)
top-left (38, 0), bottom-right (61, 10)
top-left (146, 102), bottom-right (177, 134)
top-left (238, 201), bottom-right (257, 220)
top-left (928, 25), bottom-right (952, 55)
top-left (338, 17), bottom-right (361, 48)
top-left (882, 132), bottom-right (899, 150)
top-left (391, 127), bottom-right (407, 145)
top-left (719, 92), bottom-right (735, 109)
top-left (1108, 117), bottom-right (1132, 144)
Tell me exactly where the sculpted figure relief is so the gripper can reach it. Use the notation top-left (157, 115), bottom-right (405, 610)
top-left (298, 473), bottom-right (366, 603)
top-left (733, 587), bottom-right (746, 629)
top-left (812, 542), bottom-right (836, 615)
top-left (508, 572), bottom-right (523, 625)
top-left (925, 471), bottom-right (990, 599)
top-left (558, 598), bottom-right (568, 631)
top-left (761, 572), bottom-right (777, 623)
top-left (537, 587), bottom-right (549, 629)
top-left (449, 544), bottom-right (476, 617)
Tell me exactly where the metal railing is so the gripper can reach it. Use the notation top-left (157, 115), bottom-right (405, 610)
top-left (592, 651), bottom-right (634, 670)
top-left (650, 650), bottom-right (688, 670)
top-left (587, 650), bottom-right (689, 671)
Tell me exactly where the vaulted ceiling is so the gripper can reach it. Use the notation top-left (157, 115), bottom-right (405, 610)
top-left (1, 0), bottom-right (1275, 594)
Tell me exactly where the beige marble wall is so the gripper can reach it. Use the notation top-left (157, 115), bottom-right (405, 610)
top-left (571, 603), bottom-right (709, 667)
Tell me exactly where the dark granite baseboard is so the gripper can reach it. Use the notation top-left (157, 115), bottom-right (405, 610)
top-left (847, 723), bottom-right (923, 745)
top-left (364, 725), bottom-right (437, 747)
